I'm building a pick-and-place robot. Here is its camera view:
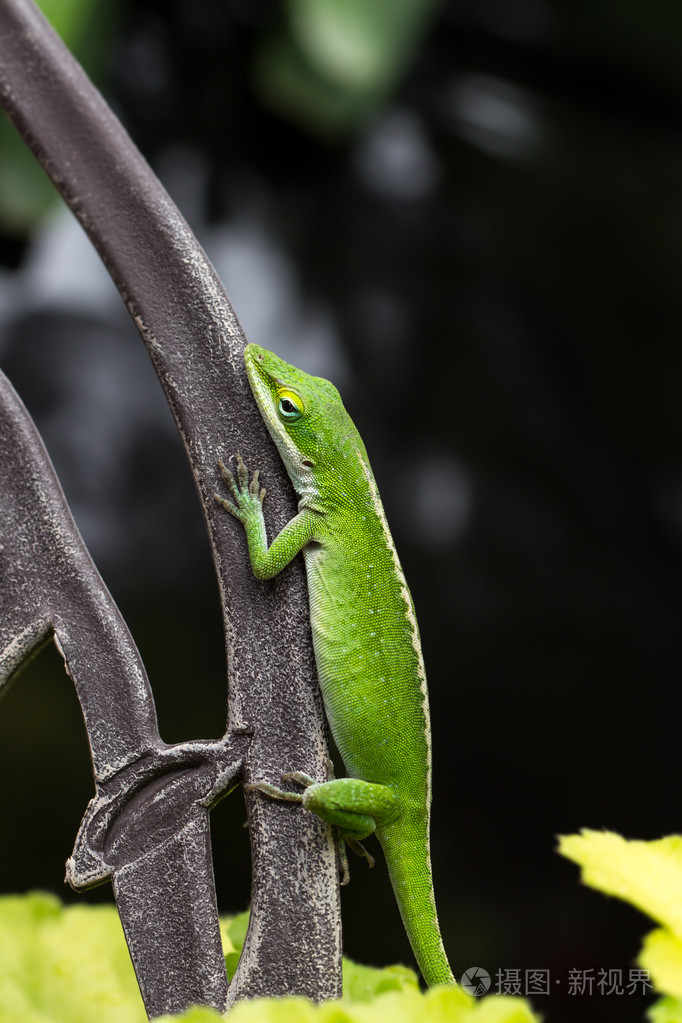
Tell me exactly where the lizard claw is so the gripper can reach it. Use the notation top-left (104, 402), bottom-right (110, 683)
top-left (281, 771), bottom-right (317, 789)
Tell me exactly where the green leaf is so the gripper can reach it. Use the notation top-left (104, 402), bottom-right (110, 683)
top-left (341, 959), bottom-right (420, 1001)
top-left (0, 127), bottom-right (60, 234)
top-left (253, 0), bottom-right (437, 136)
top-left (156, 1010), bottom-right (224, 1023)
top-left (0, 0), bottom-right (118, 233)
top-left (559, 830), bottom-right (682, 937)
top-left (219, 910), bottom-right (250, 981)
top-left (0, 895), bottom-right (540, 1023)
top-left (35, 0), bottom-right (110, 56)
top-left (464, 994), bottom-right (539, 1022)
top-left (0, 892), bottom-right (145, 1023)
top-left (223, 910), bottom-right (250, 952)
top-left (220, 987), bottom-right (538, 1023)
top-left (286, 0), bottom-right (435, 92)
top-left (647, 995), bottom-right (682, 1023)
top-left (640, 928), bottom-right (682, 999)
top-left (157, 1011), bottom-right (223, 1023)
top-left (253, 34), bottom-right (376, 137)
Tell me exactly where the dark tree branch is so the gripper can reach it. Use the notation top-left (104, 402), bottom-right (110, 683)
top-left (0, 0), bottom-right (341, 1011)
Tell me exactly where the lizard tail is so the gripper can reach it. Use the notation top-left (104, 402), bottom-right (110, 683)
top-left (380, 818), bottom-right (455, 987)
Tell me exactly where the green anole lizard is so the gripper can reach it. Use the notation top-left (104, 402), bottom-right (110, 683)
top-left (216, 344), bottom-right (454, 987)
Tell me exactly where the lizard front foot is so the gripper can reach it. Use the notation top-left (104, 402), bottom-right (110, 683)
top-left (215, 453), bottom-right (266, 523)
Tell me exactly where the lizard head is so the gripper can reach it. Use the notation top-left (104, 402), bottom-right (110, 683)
top-left (244, 344), bottom-right (364, 499)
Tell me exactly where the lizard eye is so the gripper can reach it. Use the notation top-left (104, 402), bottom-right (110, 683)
top-left (277, 389), bottom-right (304, 422)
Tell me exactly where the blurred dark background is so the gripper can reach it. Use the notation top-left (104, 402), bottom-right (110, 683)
top-left (1, 1), bottom-right (681, 1020)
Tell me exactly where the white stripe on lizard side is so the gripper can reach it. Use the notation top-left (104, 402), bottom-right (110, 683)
top-left (356, 450), bottom-right (433, 819)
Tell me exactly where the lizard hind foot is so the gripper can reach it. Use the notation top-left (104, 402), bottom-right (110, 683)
top-left (244, 768), bottom-right (320, 803)
top-left (345, 835), bottom-right (375, 869)
top-left (337, 832), bottom-right (351, 886)
top-left (336, 833), bottom-right (375, 886)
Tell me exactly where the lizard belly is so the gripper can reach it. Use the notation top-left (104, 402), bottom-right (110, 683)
top-left (303, 538), bottom-right (430, 809)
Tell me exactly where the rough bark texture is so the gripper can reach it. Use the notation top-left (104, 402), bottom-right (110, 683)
top-left (0, 0), bottom-right (342, 1012)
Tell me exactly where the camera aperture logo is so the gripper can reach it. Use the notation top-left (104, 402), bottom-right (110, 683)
top-left (461, 966), bottom-right (491, 996)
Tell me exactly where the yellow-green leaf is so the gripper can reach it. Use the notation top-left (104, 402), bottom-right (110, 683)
top-left (559, 830), bottom-right (682, 937)
top-left (647, 995), bottom-right (682, 1023)
top-left (0, 895), bottom-right (540, 1023)
top-left (0, 892), bottom-right (146, 1023)
top-left (341, 959), bottom-right (419, 1001)
top-left (640, 928), bottom-right (682, 999)
top-left (223, 987), bottom-right (538, 1023)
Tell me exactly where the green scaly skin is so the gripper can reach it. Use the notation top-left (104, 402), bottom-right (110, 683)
top-left (216, 344), bottom-right (454, 987)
